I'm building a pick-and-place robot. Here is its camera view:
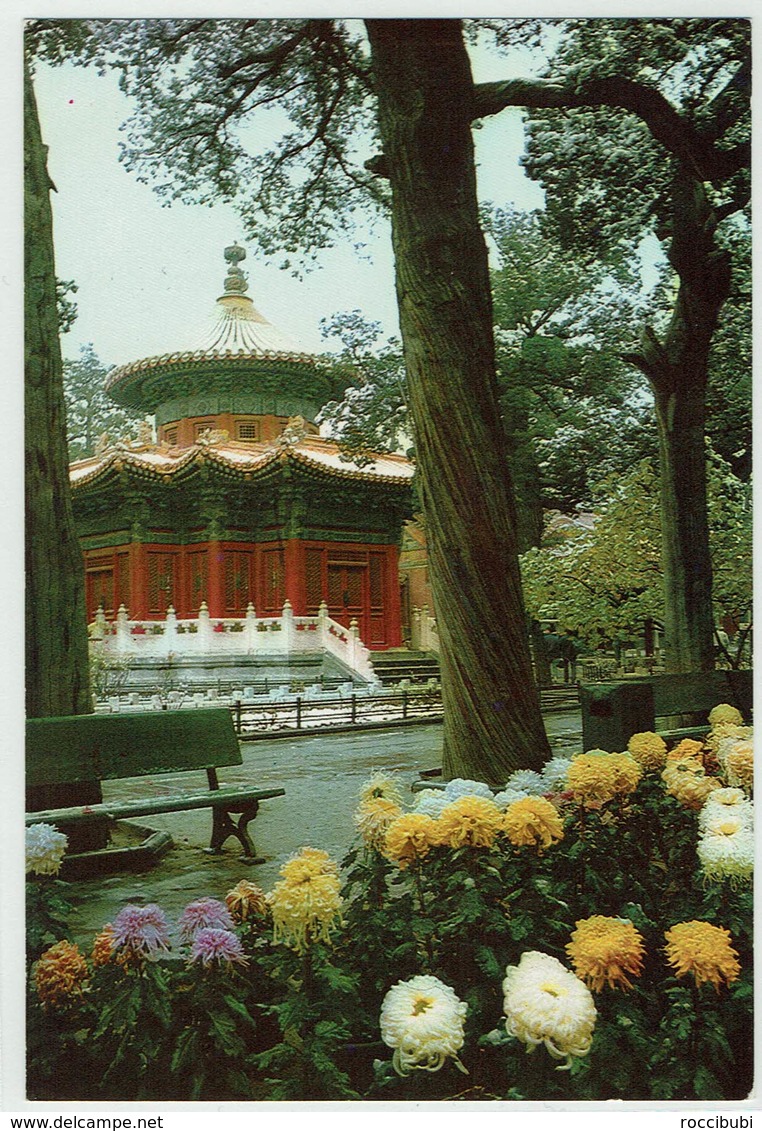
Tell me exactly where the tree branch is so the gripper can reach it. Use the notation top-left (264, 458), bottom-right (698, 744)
top-left (471, 76), bottom-right (749, 184)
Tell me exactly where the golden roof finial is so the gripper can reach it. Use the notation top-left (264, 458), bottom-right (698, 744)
top-left (223, 242), bottom-right (249, 295)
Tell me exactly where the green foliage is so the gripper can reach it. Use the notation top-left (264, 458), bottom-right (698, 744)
top-left (521, 455), bottom-right (752, 654)
top-left (63, 343), bottom-right (143, 460)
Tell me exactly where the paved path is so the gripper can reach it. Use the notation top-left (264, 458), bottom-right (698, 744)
top-left (60, 713), bottom-right (582, 946)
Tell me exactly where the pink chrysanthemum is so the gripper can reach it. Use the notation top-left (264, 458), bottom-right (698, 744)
top-left (178, 898), bottom-right (235, 943)
top-left (112, 904), bottom-right (171, 961)
top-left (190, 927), bottom-right (249, 968)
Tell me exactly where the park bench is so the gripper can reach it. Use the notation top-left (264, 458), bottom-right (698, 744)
top-left (580, 669), bottom-right (753, 753)
top-left (26, 707), bottom-right (285, 865)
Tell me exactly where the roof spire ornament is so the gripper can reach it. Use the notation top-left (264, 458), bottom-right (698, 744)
top-left (223, 242), bottom-right (249, 295)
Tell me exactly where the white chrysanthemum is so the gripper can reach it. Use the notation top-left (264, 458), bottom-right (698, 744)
top-left (698, 820), bottom-right (754, 883)
top-left (380, 974), bottom-right (468, 1076)
top-left (502, 952), bottom-right (597, 1068)
top-left (413, 789), bottom-right (450, 818)
top-left (542, 757), bottom-right (574, 792)
top-left (492, 788), bottom-right (529, 811)
top-left (699, 789), bottom-right (753, 831)
top-left (359, 771), bottom-right (403, 808)
top-left (504, 769), bottom-right (547, 796)
top-left (444, 778), bottom-right (494, 801)
top-left (26, 823), bottom-right (68, 876)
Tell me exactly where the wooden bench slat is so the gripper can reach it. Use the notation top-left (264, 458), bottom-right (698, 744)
top-left (26, 786), bottom-right (286, 826)
top-left (26, 708), bottom-right (241, 786)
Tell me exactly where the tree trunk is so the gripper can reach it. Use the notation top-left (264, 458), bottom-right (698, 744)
top-left (627, 168), bottom-right (730, 674)
top-left (25, 57), bottom-right (104, 844)
top-left (366, 20), bottom-right (550, 782)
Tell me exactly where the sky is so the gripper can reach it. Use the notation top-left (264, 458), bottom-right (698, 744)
top-left (32, 25), bottom-right (548, 370)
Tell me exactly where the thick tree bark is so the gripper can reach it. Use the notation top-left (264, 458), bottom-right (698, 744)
top-left (366, 19), bottom-right (550, 782)
top-left (624, 170), bottom-right (730, 673)
top-left (25, 58), bottom-right (103, 843)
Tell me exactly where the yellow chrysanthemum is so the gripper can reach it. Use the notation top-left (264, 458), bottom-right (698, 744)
top-left (91, 923), bottom-right (117, 968)
top-left (721, 740), bottom-right (753, 793)
top-left (664, 920), bottom-right (740, 991)
top-left (437, 796), bottom-right (502, 849)
top-left (502, 797), bottom-right (564, 850)
top-left (226, 880), bottom-right (269, 923)
top-left (359, 771), bottom-right (403, 808)
top-left (383, 813), bottom-right (441, 869)
top-left (267, 848), bottom-right (343, 953)
top-left (279, 847), bottom-right (339, 884)
top-left (663, 764), bottom-right (722, 810)
top-left (355, 796), bottom-right (403, 849)
top-left (627, 731), bottom-right (668, 770)
top-left (667, 738), bottom-right (706, 763)
top-left (706, 723), bottom-right (753, 756)
top-left (34, 940), bottom-right (88, 1008)
top-left (566, 754), bottom-right (619, 808)
top-left (708, 704), bottom-right (744, 728)
top-left (566, 916), bottom-right (646, 993)
top-left (608, 753), bottom-right (643, 795)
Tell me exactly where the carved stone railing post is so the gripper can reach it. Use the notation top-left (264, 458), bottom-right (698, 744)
top-left (281, 599), bottom-right (295, 652)
top-left (197, 601), bottom-right (213, 651)
top-left (115, 604), bottom-right (131, 654)
top-left (245, 602), bottom-right (257, 653)
top-left (411, 605), bottom-right (421, 651)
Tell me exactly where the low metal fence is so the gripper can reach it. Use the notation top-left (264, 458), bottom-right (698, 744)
top-left (230, 687), bottom-right (444, 737)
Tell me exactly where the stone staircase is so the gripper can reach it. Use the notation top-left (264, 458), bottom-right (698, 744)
top-left (371, 649), bottom-right (441, 686)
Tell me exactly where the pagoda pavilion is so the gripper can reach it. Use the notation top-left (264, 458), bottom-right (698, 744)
top-left (69, 244), bottom-right (414, 684)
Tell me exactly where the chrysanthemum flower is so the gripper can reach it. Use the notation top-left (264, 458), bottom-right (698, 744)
top-left (225, 880), bottom-right (269, 923)
top-left (698, 788), bottom-right (753, 830)
top-left (359, 771), bottom-right (403, 808)
top-left (627, 732), bottom-right (667, 771)
top-left (91, 923), bottom-right (117, 968)
top-left (663, 765), bottom-right (722, 810)
top-left (664, 921), bottom-right (740, 990)
top-left (697, 819), bottom-right (754, 884)
top-left (413, 789), bottom-right (451, 819)
top-left (502, 797), bottom-right (564, 851)
top-left (444, 777), bottom-right (495, 801)
top-left (709, 704), bottom-right (744, 728)
top-left (380, 974), bottom-right (468, 1076)
top-left (189, 927), bottom-right (249, 968)
top-left (706, 723), bottom-right (753, 756)
top-left (280, 846), bottom-right (339, 883)
top-left (26, 823), bottom-right (68, 876)
top-left (383, 813), bottom-right (440, 868)
top-left (34, 940), bottom-right (88, 1008)
top-left (667, 738), bottom-right (706, 763)
top-left (504, 769), bottom-right (547, 797)
top-left (720, 739), bottom-right (753, 793)
top-left (437, 796), bottom-right (502, 849)
top-left (502, 952), bottom-right (597, 1067)
top-left (542, 757), bottom-right (574, 792)
top-left (178, 898), bottom-right (235, 944)
top-left (268, 851), bottom-right (343, 954)
top-left (112, 903), bottom-right (172, 961)
top-left (566, 916), bottom-right (646, 992)
top-left (355, 796), bottom-right (403, 849)
top-left (607, 753), bottom-right (643, 795)
top-left (566, 754), bottom-right (620, 808)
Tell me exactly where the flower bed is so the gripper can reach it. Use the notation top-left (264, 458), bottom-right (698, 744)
top-left (27, 707), bottom-right (753, 1102)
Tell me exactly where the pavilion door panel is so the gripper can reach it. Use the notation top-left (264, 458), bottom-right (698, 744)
top-left (86, 566), bottom-right (114, 620)
top-left (261, 548), bottom-right (285, 614)
top-left (326, 562), bottom-right (367, 638)
top-left (368, 554), bottom-right (387, 646)
top-left (146, 551), bottom-right (179, 617)
top-left (223, 550), bottom-right (254, 616)
top-left (185, 550), bottom-right (209, 617)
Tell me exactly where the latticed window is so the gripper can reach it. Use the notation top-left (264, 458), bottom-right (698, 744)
top-left (187, 552), bottom-right (208, 612)
top-left (163, 426), bottom-right (178, 446)
top-left (194, 420), bottom-right (216, 438)
top-left (147, 552), bottom-right (177, 615)
top-left (235, 420), bottom-right (260, 442)
top-left (86, 565), bottom-right (114, 619)
top-left (224, 551), bottom-right (252, 614)
top-left (262, 548), bottom-right (285, 611)
top-left (305, 548), bottom-right (324, 608)
top-left (369, 555), bottom-right (384, 608)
